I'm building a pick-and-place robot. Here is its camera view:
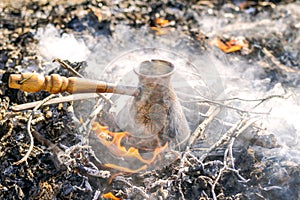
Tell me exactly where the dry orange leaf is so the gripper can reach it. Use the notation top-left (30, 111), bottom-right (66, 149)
top-left (210, 38), bottom-right (244, 53)
top-left (155, 18), bottom-right (169, 26)
top-left (150, 26), bottom-right (169, 35)
top-left (102, 192), bottom-right (120, 200)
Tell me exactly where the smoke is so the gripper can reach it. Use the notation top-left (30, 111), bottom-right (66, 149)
top-left (217, 52), bottom-right (300, 150)
top-left (35, 23), bottom-right (300, 152)
top-left (36, 24), bottom-right (90, 63)
top-left (35, 22), bottom-right (300, 196)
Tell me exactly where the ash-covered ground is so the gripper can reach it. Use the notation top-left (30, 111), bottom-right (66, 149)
top-left (0, 0), bottom-right (300, 199)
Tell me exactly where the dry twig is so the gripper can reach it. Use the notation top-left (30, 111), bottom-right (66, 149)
top-left (176, 105), bottom-right (220, 199)
top-left (186, 105), bottom-right (221, 150)
top-left (222, 94), bottom-right (290, 103)
top-left (92, 190), bottom-right (101, 200)
top-left (11, 93), bottom-right (99, 111)
top-left (199, 115), bottom-right (258, 162)
top-left (114, 176), bottom-right (150, 199)
top-left (53, 58), bottom-right (84, 78)
top-left (13, 94), bottom-right (57, 165)
top-left (184, 99), bottom-right (270, 115)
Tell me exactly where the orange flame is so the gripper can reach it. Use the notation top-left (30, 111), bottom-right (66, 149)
top-left (104, 164), bottom-right (148, 173)
top-left (102, 192), bottom-right (120, 200)
top-left (92, 122), bottom-right (168, 170)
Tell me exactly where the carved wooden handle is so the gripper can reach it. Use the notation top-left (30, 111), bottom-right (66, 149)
top-left (8, 73), bottom-right (117, 94)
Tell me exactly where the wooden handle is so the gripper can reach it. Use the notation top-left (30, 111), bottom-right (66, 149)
top-left (8, 73), bottom-right (115, 94)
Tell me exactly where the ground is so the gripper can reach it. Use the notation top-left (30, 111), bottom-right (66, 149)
top-left (0, 0), bottom-right (300, 199)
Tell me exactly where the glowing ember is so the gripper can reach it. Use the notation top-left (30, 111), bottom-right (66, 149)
top-left (92, 122), bottom-right (168, 171)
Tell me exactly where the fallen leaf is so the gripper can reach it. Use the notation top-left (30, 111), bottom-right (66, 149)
top-left (155, 18), bottom-right (169, 26)
top-left (150, 26), bottom-right (169, 35)
top-left (210, 38), bottom-right (244, 53)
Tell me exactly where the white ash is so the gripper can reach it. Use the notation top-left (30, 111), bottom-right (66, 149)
top-left (35, 21), bottom-right (300, 196)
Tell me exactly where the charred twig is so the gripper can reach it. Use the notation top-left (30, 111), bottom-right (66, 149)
top-left (78, 164), bottom-right (111, 178)
top-left (262, 47), bottom-right (298, 73)
top-left (226, 166), bottom-right (249, 183)
top-left (31, 130), bottom-right (64, 155)
top-left (11, 93), bottom-right (99, 111)
top-left (13, 94), bottom-right (57, 165)
top-left (181, 92), bottom-right (292, 114)
top-left (58, 144), bottom-right (89, 168)
top-left (210, 147), bottom-right (250, 200)
top-left (184, 99), bottom-right (271, 115)
top-left (221, 93), bottom-right (290, 103)
top-left (176, 105), bottom-right (220, 199)
top-left (186, 105), bottom-right (221, 150)
top-left (251, 93), bottom-right (292, 109)
top-left (185, 151), bottom-right (203, 166)
top-left (223, 117), bottom-right (256, 182)
top-left (227, 137), bottom-right (235, 169)
top-left (211, 163), bottom-right (226, 200)
top-left (201, 190), bottom-right (210, 199)
top-left (199, 115), bottom-right (258, 162)
top-left (57, 144), bottom-right (111, 179)
top-left (176, 169), bottom-right (187, 199)
top-left (197, 115), bottom-right (256, 199)
top-left (53, 58), bottom-right (84, 78)
top-left (115, 176), bottom-right (150, 199)
top-left (30, 130), bottom-right (66, 169)
top-left (223, 149), bottom-right (245, 182)
top-left (92, 190), bottom-right (101, 200)
top-left (80, 96), bottom-right (111, 142)
top-left (178, 178), bottom-right (186, 200)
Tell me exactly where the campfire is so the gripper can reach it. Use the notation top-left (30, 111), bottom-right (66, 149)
top-left (8, 55), bottom-right (199, 173)
top-left (92, 122), bottom-right (168, 172)
top-left (1, 1), bottom-right (300, 199)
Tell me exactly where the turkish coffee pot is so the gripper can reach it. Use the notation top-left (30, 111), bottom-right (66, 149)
top-left (9, 59), bottom-right (190, 151)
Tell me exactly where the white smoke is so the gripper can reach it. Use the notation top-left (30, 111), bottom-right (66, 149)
top-left (36, 24), bottom-right (90, 62)
top-left (217, 53), bottom-right (300, 152)
top-left (35, 24), bottom-right (300, 158)
top-left (33, 2), bottom-right (300, 197)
